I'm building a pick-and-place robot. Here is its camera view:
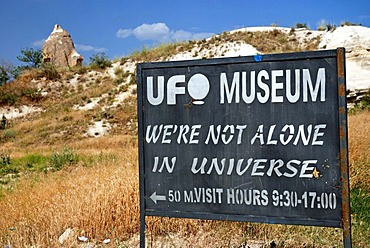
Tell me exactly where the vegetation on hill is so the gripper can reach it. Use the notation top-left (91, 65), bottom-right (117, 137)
top-left (0, 28), bottom-right (369, 247)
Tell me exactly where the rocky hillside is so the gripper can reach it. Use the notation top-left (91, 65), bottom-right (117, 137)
top-left (1, 25), bottom-right (370, 143)
top-left (1, 25), bottom-right (370, 248)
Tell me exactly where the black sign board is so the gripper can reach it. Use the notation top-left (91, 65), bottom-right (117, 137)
top-left (137, 48), bottom-right (351, 247)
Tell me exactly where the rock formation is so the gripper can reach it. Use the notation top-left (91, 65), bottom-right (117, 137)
top-left (42, 24), bottom-right (83, 67)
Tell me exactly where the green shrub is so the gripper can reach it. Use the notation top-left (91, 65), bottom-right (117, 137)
top-left (0, 152), bottom-right (19, 177)
top-left (0, 65), bottom-right (10, 85)
top-left (17, 153), bottom-right (49, 171)
top-left (38, 63), bottom-right (60, 80)
top-left (120, 84), bottom-right (129, 92)
top-left (113, 76), bottom-right (125, 85)
top-left (114, 67), bottom-right (123, 76)
top-left (1, 129), bottom-right (16, 142)
top-left (49, 147), bottom-right (79, 171)
top-left (359, 91), bottom-right (370, 107)
top-left (0, 115), bottom-right (6, 130)
top-left (0, 92), bottom-right (17, 105)
top-left (0, 153), bottom-right (11, 167)
top-left (21, 88), bottom-right (42, 102)
top-left (0, 165), bottom-right (19, 176)
top-left (349, 90), bottom-right (370, 114)
top-left (326, 23), bottom-right (336, 31)
top-left (76, 66), bottom-right (88, 74)
top-left (129, 74), bottom-right (136, 85)
top-left (340, 21), bottom-right (359, 27)
top-left (295, 23), bottom-right (308, 29)
top-left (89, 53), bottom-right (112, 69)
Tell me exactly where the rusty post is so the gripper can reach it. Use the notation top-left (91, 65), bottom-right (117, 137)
top-left (337, 47), bottom-right (352, 248)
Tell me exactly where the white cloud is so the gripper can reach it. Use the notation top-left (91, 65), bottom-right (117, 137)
top-left (133, 23), bottom-right (170, 41)
top-left (116, 22), bottom-right (214, 42)
top-left (171, 30), bottom-right (193, 41)
top-left (116, 29), bottom-right (132, 38)
top-left (32, 39), bottom-right (46, 48)
top-left (75, 44), bottom-right (107, 53)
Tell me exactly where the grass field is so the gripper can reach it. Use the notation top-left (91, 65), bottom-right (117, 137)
top-left (0, 110), bottom-right (369, 247)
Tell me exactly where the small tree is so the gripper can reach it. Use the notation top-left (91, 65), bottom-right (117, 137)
top-left (16, 48), bottom-right (42, 69)
top-left (0, 60), bottom-right (15, 85)
top-left (0, 67), bottom-right (9, 86)
top-left (89, 52), bottom-right (111, 69)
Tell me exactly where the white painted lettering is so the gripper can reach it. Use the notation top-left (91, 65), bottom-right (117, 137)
top-left (286, 69), bottom-right (300, 103)
top-left (189, 125), bottom-right (201, 144)
top-left (280, 124), bottom-right (294, 145)
top-left (267, 124), bottom-right (278, 145)
top-left (251, 159), bottom-right (267, 176)
top-left (303, 68), bottom-right (325, 102)
top-left (220, 72), bottom-right (240, 104)
top-left (271, 70), bottom-right (284, 102)
top-left (251, 125), bottom-right (264, 145)
top-left (257, 70), bottom-right (270, 103)
top-left (312, 124), bottom-right (326, 145)
top-left (147, 76), bottom-right (164, 105)
top-left (167, 75), bottom-right (186, 105)
top-left (236, 125), bottom-right (247, 144)
top-left (300, 160), bottom-right (317, 178)
top-left (241, 71), bottom-right (256, 103)
top-left (221, 125), bottom-right (234, 144)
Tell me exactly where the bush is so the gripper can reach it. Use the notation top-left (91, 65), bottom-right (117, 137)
top-left (38, 63), bottom-right (60, 80)
top-left (89, 53), bottom-right (111, 69)
top-left (349, 90), bottom-right (370, 113)
top-left (114, 67), bottom-right (123, 76)
top-left (17, 153), bottom-right (49, 171)
top-left (0, 78), bottom-right (42, 105)
top-left (359, 91), bottom-right (370, 105)
top-left (0, 92), bottom-right (17, 105)
top-left (49, 147), bottom-right (79, 171)
top-left (0, 61), bottom-right (16, 85)
top-left (326, 23), bottom-right (336, 31)
top-left (1, 129), bottom-right (16, 141)
top-left (0, 67), bottom-right (10, 86)
top-left (0, 152), bottom-right (19, 177)
top-left (295, 23), bottom-right (308, 29)
top-left (340, 21), bottom-right (358, 27)
top-left (0, 153), bottom-right (11, 167)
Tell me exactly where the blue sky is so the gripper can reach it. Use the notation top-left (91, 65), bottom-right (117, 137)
top-left (1, 0), bottom-right (370, 66)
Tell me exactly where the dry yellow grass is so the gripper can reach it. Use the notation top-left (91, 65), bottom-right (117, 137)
top-left (348, 110), bottom-right (370, 190)
top-left (0, 145), bottom-right (139, 247)
top-left (0, 111), bottom-right (369, 247)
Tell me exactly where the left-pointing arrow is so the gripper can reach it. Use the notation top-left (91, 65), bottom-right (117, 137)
top-left (150, 191), bottom-right (166, 204)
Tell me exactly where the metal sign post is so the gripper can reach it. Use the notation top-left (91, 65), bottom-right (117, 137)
top-left (137, 48), bottom-right (351, 247)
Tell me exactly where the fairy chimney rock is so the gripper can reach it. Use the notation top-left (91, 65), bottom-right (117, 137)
top-left (42, 24), bottom-right (83, 67)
